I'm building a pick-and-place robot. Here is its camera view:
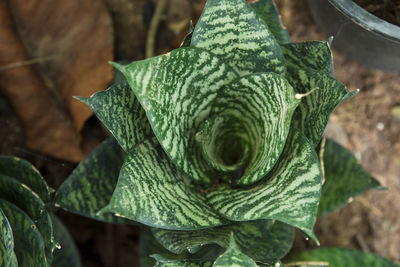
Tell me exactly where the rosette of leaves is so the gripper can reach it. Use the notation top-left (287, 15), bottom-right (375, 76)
top-left (54, 0), bottom-right (394, 266)
top-left (0, 156), bottom-right (80, 267)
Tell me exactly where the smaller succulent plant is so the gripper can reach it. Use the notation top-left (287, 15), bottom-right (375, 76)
top-left (54, 0), bottom-right (398, 266)
top-left (0, 156), bottom-right (80, 267)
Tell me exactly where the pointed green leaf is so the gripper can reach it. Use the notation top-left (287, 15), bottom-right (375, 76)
top-left (287, 68), bottom-right (352, 146)
top-left (0, 156), bottom-right (52, 203)
top-left (76, 83), bottom-right (152, 153)
top-left (102, 138), bottom-right (227, 229)
top-left (197, 73), bottom-right (300, 186)
top-left (0, 200), bottom-right (47, 267)
top-left (0, 208), bottom-right (13, 267)
top-left (206, 130), bottom-right (322, 243)
top-left (0, 175), bottom-right (54, 263)
top-left (51, 215), bottom-right (81, 267)
top-left (281, 41), bottom-right (333, 76)
top-left (318, 139), bottom-right (383, 216)
top-left (250, 0), bottom-right (290, 44)
top-left (191, 0), bottom-right (286, 76)
top-left (152, 220), bottom-right (294, 263)
top-left (286, 248), bottom-right (398, 267)
top-left (54, 137), bottom-right (129, 224)
top-left (180, 21), bottom-right (194, 47)
top-left (116, 46), bottom-right (239, 184)
top-left (212, 234), bottom-right (257, 267)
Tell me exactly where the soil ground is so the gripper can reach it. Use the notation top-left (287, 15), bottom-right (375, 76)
top-left (0, 0), bottom-right (399, 266)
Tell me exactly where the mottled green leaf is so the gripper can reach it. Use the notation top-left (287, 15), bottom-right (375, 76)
top-left (152, 220), bottom-right (294, 263)
top-left (0, 208), bottom-right (13, 267)
top-left (0, 175), bottom-right (54, 263)
top-left (0, 156), bottom-right (52, 203)
top-left (287, 68), bottom-right (352, 147)
top-left (54, 137), bottom-right (129, 224)
top-left (286, 248), bottom-right (398, 267)
top-left (206, 130), bottom-right (322, 243)
top-left (101, 138), bottom-right (227, 229)
top-left (318, 139), bottom-right (383, 216)
top-left (76, 83), bottom-right (152, 153)
top-left (197, 73), bottom-right (300, 186)
top-left (0, 200), bottom-right (47, 267)
top-left (281, 40), bottom-right (333, 76)
top-left (250, 0), bottom-right (290, 44)
top-left (51, 215), bottom-right (81, 267)
top-left (212, 234), bottom-right (257, 267)
top-left (114, 47), bottom-right (238, 184)
top-left (191, 0), bottom-right (286, 76)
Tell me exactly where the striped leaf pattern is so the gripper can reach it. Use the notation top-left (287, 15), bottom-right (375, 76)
top-left (0, 200), bottom-right (47, 267)
top-left (318, 139), bottom-right (383, 216)
top-left (0, 208), bottom-right (13, 267)
top-left (286, 248), bottom-right (398, 267)
top-left (76, 83), bottom-right (153, 152)
top-left (249, 0), bottom-right (290, 44)
top-left (201, 73), bottom-right (299, 185)
top-left (116, 47), bottom-right (239, 184)
top-left (0, 175), bottom-right (54, 263)
top-left (212, 234), bottom-right (257, 267)
top-left (0, 156), bottom-right (52, 203)
top-left (152, 255), bottom-right (213, 267)
top-left (152, 220), bottom-right (294, 263)
top-left (287, 68), bottom-right (352, 146)
top-left (206, 130), bottom-right (322, 242)
top-left (101, 138), bottom-right (227, 230)
top-left (191, 0), bottom-right (286, 76)
top-left (281, 41), bottom-right (334, 75)
top-left (54, 137), bottom-right (129, 224)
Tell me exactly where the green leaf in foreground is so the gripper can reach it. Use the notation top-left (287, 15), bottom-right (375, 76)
top-left (318, 139), bottom-right (383, 216)
top-left (206, 130), bottom-right (322, 243)
top-left (76, 83), bottom-right (152, 153)
top-left (101, 138), bottom-right (227, 229)
top-left (0, 200), bottom-right (47, 267)
top-left (151, 254), bottom-right (213, 267)
top-left (286, 248), bottom-right (398, 267)
top-left (152, 220), bottom-right (294, 263)
top-left (51, 215), bottom-right (81, 267)
top-left (0, 156), bottom-right (52, 203)
top-left (212, 234), bottom-right (257, 267)
top-left (54, 137), bottom-right (128, 224)
top-left (0, 175), bottom-right (54, 263)
top-left (250, 0), bottom-right (290, 44)
top-left (0, 208), bottom-right (13, 267)
top-left (191, 0), bottom-right (286, 76)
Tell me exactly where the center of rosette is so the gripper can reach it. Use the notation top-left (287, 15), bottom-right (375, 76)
top-left (196, 114), bottom-right (252, 175)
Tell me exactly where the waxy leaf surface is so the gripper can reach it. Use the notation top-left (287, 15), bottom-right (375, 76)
top-left (0, 200), bottom-right (47, 267)
top-left (0, 156), bottom-right (52, 203)
top-left (0, 175), bottom-right (54, 263)
top-left (206, 130), bottom-right (322, 242)
top-left (152, 220), bottom-right (294, 263)
top-left (286, 248), bottom-right (398, 267)
top-left (54, 137), bottom-right (128, 224)
top-left (318, 139), bottom-right (382, 216)
top-left (191, 0), bottom-right (286, 76)
top-left (102, 138), bottom-right (227, 230)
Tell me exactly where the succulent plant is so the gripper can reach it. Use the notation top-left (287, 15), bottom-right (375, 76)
top-left (54, 0), bottom-right (397, 266)
top-left (0, 156), bottom-right (80, 267)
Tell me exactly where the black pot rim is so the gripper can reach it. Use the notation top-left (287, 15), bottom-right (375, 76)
top-left (329, 0), bottom-right (400, 42)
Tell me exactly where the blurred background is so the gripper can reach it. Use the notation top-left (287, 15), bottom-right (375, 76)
top-left (0, 0), bottom-right (399, 266)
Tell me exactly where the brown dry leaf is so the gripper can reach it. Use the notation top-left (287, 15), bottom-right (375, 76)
top-left (0, 0), bottom-right (113, 162)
